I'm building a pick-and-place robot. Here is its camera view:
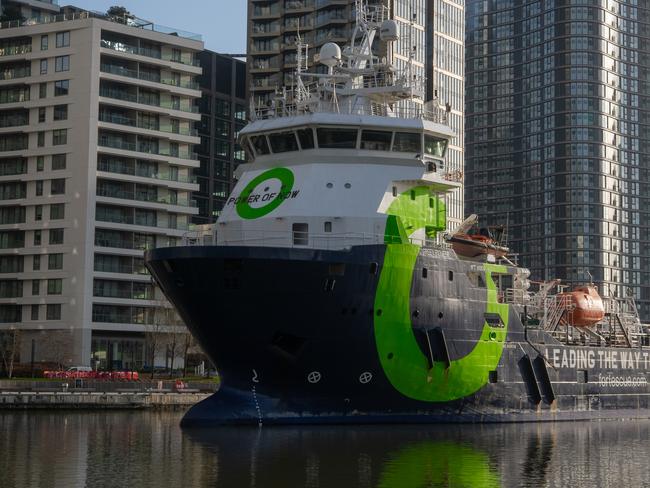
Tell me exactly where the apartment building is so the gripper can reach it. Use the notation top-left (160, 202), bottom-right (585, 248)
top-left (465, 1), bottom-right (650, 318)
top-left (0, 2), bottom-right (203, 367)
top-left (194, 51), bottom-right (247, 224)
top-left (246, 0), bottom-right (465, 227)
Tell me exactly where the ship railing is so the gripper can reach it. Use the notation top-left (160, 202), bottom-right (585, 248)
top-left (216, 230), bottom-right (453, 252)
top-left (253, 100), bottom-right (449, 124)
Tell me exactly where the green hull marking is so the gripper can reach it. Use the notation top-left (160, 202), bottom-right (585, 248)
top-left (236, 167), bottom-right (295, 220)
top-left (378, 441), bottom-right (500, 488)
top-left (374, 186), bottom-right (509, 402)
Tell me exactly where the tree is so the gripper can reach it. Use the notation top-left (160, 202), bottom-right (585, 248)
top-left (0, 329), bottom-right (21, 378)
top-left (106, 6), bottom-right (132, 24)
top-left (145, 304), bottom-right (167, 379)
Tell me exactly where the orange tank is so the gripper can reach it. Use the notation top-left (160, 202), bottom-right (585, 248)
top-left (559, 285), bottom-right (605, 327)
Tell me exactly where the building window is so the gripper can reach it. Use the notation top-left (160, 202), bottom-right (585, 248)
top-left (37, 131), bottom-right (45, 147)
top-left (32, 255), bottom-right (40, 271)
top-left (39, 82), bottom-right (47, 98)
top-left (52, 129), bottom-right (67, 145)
top-left (34, 205), bottom-right (42, 221)
top-left (38, 107), bottom-right (46, 123)
top-left (36, 156), bottom-right (44, 171)
top-left (50, 203), bottom-right (64, 220)
top-left (49, 228), bottom-right (63, 245)
top-left (51, 154), bottom-right (66, 170)
top-left (47, 278), bottom-right (62, 295)
top-left (40, 59), bottom-right (48, 75)
top-left (48, 253), bottom-right (63, 270)
top-left (46, 304), bottom-right (61, 320)
top-left (53, 104), bottom-right (67, 121)
top-left (50, 178), bottom-right (65, 195)
top-left (171, 48), bottom-right (181, 62)
top-left (35, 181), bottom-right (43, 196)
top-left (54, 80), bottom-right (69, 96)
top-left (55, 55), bottom-right (69, 72)
top-left (33, 230), bottom-right (41, 245)
top-left (55, 31), bottom-right (70, 48)
top-left (31, 304), bottom-right (38, 321)
top-left (41, 35), bottom-right (48, 51)
top-left (32, 280), bottom-right (39, 295)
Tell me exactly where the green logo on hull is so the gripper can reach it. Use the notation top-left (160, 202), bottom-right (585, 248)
top-left (374, 187), bottom-right (509, 402)
top-left (235, 167), bottom-right (295, 219)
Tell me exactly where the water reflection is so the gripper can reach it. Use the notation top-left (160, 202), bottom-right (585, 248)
top-left (2, 411), bottom-right (650, 487)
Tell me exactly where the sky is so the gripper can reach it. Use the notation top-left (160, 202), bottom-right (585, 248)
top-left (69, 0), bottom-right (247, 54)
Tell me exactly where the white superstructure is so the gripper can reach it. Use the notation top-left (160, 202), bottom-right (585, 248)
top-left (218, 1), bottom-right (460, 250)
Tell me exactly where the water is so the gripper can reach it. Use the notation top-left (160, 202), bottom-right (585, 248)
top-left (1, 410), bottom-right (650, 487)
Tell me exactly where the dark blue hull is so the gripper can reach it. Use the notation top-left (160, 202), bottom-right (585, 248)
top-left (146, 245), bottom-right (650, 425)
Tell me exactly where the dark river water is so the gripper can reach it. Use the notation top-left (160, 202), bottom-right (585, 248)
top-left (1, 410), bottom-right (650, 487)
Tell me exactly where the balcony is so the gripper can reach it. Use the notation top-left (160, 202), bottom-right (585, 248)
top-left (100, 39), bottom-right (201, 67)
top-left (100, 63), bottom-right (199, 91)
top-left (0, 89), bottom-right (29, 105)
top-left (0, 45), bottom-right (31, 57)
top-left (98, 111), bottom-right (198, 137)
top-left (98, 135), bottom-right (198, 161)
top-left (98, 86), bottom-right (199, 114)
top-left (97, 158), bottom-right (196, 184)
top-left (0, 66), bottom-right (30, 81)
top-left (285, 0), bottom-right (314, 11)
top-left (96, 186), bottom-right (197, 208)
top-left (0, 112), bottom-right (28, 129)
top-left (251, 5), bottom-right (282, 18)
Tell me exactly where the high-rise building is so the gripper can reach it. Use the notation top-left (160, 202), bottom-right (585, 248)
top-left (194, 51), bottom-right (247, 224)
top-left (465, 2), bottom-right (648, 316)
top-left (0, 2), bottom-right (203, 367)
top-left (247, 0), bottom-right (464, 225)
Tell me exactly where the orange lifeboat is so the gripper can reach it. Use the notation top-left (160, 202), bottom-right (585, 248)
top-left (559, 285), bottom-right (605, 327)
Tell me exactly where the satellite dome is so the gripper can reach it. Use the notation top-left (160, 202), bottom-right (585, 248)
top-left (319, 42), bottom-right (342, 68)
top-left (380, 19), bottom-right (399, 42)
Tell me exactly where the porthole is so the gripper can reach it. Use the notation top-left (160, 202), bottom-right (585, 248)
top-left (387, 353), bottom-right (394, 359)
top-left (326, 182), bottom-right (333, 188)
top-left (376, 309), bottom-right (383, 316)
top-left (344, 183), bottom-right (351, 189)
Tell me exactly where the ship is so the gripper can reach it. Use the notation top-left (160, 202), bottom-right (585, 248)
top-left (146, 1), bottom-right (650, 425)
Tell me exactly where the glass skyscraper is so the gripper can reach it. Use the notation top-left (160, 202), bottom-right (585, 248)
top-left (465, 1), bottom-right (647, 317)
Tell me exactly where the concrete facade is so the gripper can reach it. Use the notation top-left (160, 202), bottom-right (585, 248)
top-left (0, 4), bottom-right (203, 367)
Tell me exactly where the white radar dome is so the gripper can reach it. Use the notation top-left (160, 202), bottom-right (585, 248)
top-left (319, 42), bottom-right (341, 68)
top-left (380, 19), bottom-right (399, 42)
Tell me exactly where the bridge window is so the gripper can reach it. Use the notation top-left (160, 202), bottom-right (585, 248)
top-left (393, 132), bottom-right (421, 153)
top-left (296, 128), bottom-right (315, 149)
top-left (424, 135), bottom-right (448, 158)
top-left (269, 131), bottom-right (299, 153)
top-left (251, 135), bottom-right (270, 155)
top-left (360, 130), bottom-right (392, 151)
top-left (317, 128), bottom-right (358, 148)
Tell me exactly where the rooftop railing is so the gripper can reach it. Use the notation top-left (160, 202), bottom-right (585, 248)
top-left (0, 11), bottom-right (202, 42)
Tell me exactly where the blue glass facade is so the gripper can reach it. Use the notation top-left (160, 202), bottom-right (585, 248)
top-left (466, 1), bottom-right (649, 317)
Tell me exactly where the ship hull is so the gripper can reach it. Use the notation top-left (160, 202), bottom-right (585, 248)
top-left (146, 245), bottom-right (650, 425)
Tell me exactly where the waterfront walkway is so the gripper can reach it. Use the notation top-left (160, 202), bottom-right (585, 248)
top-left (0, 379), bottom-right (217, 409)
